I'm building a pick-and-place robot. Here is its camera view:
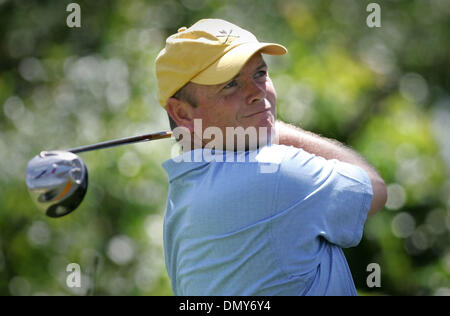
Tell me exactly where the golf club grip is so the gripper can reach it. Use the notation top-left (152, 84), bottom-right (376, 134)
top-left (67, 131), bottom-right (173, 154)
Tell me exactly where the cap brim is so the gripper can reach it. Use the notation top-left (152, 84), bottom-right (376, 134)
top-left (191, 42), bottom-right (287, 85)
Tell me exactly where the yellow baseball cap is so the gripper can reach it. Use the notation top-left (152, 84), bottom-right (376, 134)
top-left (155, 19), bottom-right (287, 108)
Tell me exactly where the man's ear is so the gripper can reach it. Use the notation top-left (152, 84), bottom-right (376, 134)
top-left (166, 97), bottom-right (195, 132)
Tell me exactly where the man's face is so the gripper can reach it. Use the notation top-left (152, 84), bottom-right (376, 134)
top-left (188, 53), bottom-right (277, 149)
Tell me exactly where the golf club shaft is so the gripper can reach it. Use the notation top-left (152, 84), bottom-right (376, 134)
top-left (66, 131), bottom-right (173, 154)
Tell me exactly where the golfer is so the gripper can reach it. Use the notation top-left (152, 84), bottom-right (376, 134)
top-left (156, 19), bottom-right (387, 296)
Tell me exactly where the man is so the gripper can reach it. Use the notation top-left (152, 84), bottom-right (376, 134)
top-left (156, 19), bottom-right (387, 295)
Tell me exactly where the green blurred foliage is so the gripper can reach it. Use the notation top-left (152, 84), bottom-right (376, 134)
top-left (0, 0), bottom-right (449, 296)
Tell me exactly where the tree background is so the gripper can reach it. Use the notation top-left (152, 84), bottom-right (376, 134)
top-left (0, 0), bottom-right (449, 296)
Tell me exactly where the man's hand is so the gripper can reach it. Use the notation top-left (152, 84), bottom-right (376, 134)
top-left (274, 120), bottom-right (387, 216)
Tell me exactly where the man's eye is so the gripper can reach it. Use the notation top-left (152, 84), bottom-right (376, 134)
top-left (256, 70), bottom-right (267, 78)
top-left (224, 80), bottom-right (237, 89)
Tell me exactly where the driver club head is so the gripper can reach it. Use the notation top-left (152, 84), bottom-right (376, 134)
top-left (26, 151), bottom-right (88, 218)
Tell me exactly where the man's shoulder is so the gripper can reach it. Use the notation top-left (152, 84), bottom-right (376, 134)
top-left (256, 144), bottom-right (303, 162)
top-left (256, 144), bottom-right (317, 167)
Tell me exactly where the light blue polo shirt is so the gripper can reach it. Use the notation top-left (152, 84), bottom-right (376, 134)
top-left (162, 144), bottom-right (373, 296)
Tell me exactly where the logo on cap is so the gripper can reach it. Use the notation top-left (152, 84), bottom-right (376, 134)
top-left (216, 29), bottom-right (240, 44)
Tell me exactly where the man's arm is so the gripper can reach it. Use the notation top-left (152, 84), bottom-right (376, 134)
top-left (274, 120), bottom-right (387, 216)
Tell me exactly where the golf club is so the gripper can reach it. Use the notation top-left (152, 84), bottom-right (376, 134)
top-left (26, 131), bottom-right (173, 218)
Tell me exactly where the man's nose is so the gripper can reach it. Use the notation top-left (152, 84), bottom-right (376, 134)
top-left (245, 79), bottom-right (266, 105)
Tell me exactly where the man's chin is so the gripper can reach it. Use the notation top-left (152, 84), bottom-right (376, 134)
top-left (251, 112), bottom-right (275, 128)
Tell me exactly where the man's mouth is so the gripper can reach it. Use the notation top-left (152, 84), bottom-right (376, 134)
top-left (245, 108), bottom-right (271, 118)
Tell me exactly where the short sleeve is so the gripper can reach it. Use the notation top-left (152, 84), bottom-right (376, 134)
top-left (275, 147), bottom-right (373, 248)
